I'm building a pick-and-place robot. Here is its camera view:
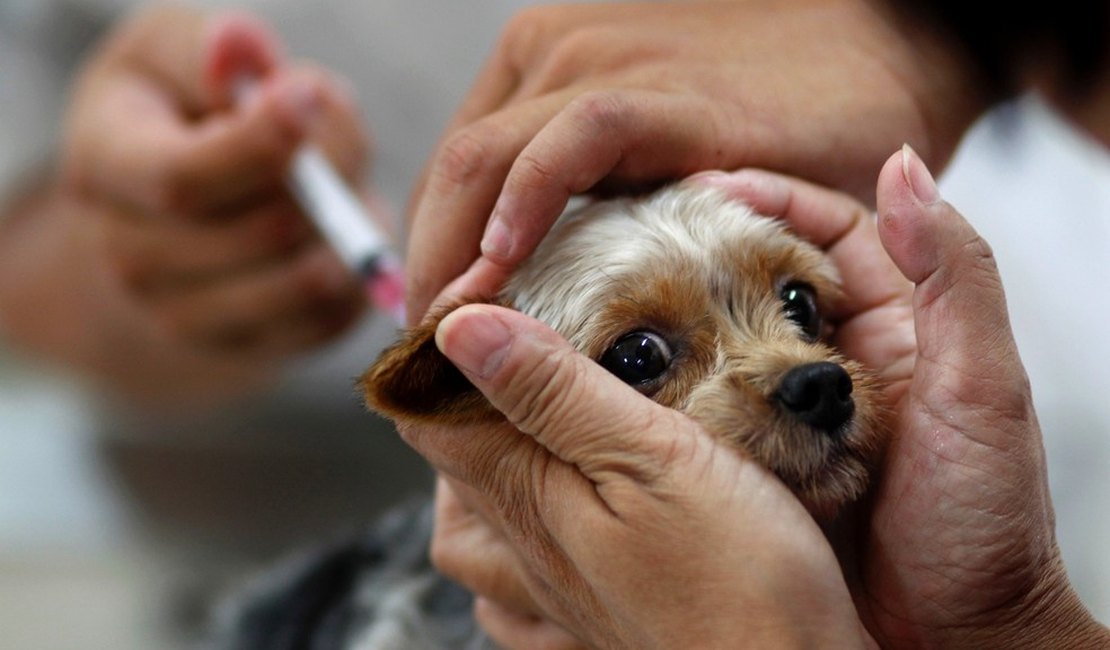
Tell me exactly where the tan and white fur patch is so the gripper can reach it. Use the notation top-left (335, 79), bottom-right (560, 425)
top-left (363, 184), bottom-right (887, 520)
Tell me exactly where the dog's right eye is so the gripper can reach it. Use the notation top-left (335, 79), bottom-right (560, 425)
top-left (599, 331), bottom-right (672, 389)
top-left (780, 282), bottom-right (821, 341)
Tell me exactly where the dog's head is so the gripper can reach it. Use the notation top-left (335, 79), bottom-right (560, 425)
top-left (362, 184), bottom-right (886, 519)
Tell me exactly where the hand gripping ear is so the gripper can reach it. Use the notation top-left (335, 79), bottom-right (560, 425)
top-left (359, 302), bottom-right (501, 425)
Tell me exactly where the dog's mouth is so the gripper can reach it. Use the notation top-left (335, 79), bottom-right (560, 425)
top-left (766, 429), bottom-right (873, 518)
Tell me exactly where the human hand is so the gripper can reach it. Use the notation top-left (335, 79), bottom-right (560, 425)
top-left (850, 147), bottom-right (1110, 647)
top-left (423, 153), bottom-right (1110, 647)
top-left (401, 301), bottom-right (875, 650)
top-left (425, 167), bottom-right (915, 648)
top-left (405, 0), bottom-right (988, 322)
top-left (431, 478), bottom-right (587, 649)
top-left (61, 5), bottom-right (372, 359)
top-left (666, 153), bottom-right (1110, 647)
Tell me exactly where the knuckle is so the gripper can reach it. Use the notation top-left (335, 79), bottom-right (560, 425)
top-left (507, 150), bottom-right (561, 194)
top-left (98, 227), bottom-right (150, 291)
top-left (567, 90), bottom-right (627, 132)
top-left (432, 125), bottom-right (497, 189)
top-left (289, 247), bottom-right (347, 303)
top-left (149, 302), bottom-right (199, 344)
top-left (537, 27), bottom-right (606, 84)
top-left (428, 528), bottom-right (463, 580)
top-left (508, 348), bottom-right (585, 435)
top-left (107, 248), bottom-right (151, 292)
top-left (960, 231), bottom-right (999, 275)
top-left (144, 162), bottom-right (198, 217)
top-left (499, 7), bottom-right (556, 69)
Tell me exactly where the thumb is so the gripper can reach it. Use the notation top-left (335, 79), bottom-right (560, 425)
top-left (105, 7), bottom-right (282, 113)
top-left (202, 11), bottom-right (284, 108)
top-left (876, 145), bottom-right (1032, 435)
top-left (434, 304), bottom-right (693, 483)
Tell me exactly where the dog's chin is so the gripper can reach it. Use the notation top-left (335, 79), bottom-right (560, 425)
top-left (709, 416), bottom-right (879, 522)
top-left (773, 440), bottom-right (873, 522)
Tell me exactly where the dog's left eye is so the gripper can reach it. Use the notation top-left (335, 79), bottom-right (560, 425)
top-left (599, 331), bottom-right (672, 388)
top-left (780, 282), bottom-right (821, 340)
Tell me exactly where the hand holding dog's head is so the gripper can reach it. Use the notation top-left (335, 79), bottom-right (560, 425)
top-left (363, 184), bottom-right (887, 518)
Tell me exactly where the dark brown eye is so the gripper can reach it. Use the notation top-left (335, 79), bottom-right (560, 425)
top-left (599, 331), bottom-right (672, 388)
top-left (780, 282), bottom-right (821, 341)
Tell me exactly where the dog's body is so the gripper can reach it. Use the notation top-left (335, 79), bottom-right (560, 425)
top-left (216, 184), bottom-right (887, 649)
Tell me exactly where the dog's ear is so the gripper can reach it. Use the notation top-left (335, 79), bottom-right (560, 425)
top-left (359, 302), bottom-right (500, 425)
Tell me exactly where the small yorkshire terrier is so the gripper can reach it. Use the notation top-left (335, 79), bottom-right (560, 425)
top-left (216, 182), bottom-right (887, 649)
top-left (364, 182), bottom-right (886, 519)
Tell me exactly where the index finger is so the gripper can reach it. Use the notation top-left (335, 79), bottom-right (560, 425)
top-left (686, 169), bottom-right (915, 396)
top-left (405, 89), bottom-right (741, 323)
top-left (686, 168), bottom-right (911, 319)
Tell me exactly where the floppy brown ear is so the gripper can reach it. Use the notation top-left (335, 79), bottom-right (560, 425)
top-left (359, 302), bottom-right (501, 425)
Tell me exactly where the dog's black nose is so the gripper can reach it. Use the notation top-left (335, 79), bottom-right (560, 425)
top-left (777, 362), bottom-right (854, 433)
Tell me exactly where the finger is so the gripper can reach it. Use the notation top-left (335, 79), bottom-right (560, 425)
top-left (402, 2), bottom-right (649, 255)
top-left (877, 146), bottom-right (1030, 434)
top-left (685, 168), bottom-right (910, 317)
top-left (478, 89), bottom-right (733, 270)
top-left (107, 199), bottom-right (313, 290)
top-left (303, 67), bottom-right (372, 189)
top-left (433, 304), bottom-right (693, 486)
top-left (407, 89), bottom-right (738, 323)
top-left (247, 285), bottom-right (364, 356)
top-left (685, 168), bottom-right (916, 394)
top-left (72, 69), bottom-right (324, 217)
top-left (401, 25), bottom-right (524, 245)
top-left (164, 64), bottom-right (368, 214)
top-left (438, 2), bottom-right (645, 130)
top-left (684, 169), bottom-right (864, 249)
top-left (203, 11), bottom-right (284, 108)
top-left (475, 597), bottom-right (586, 650)
top-left (431, 478), bottom-right (543, 614)
top-left (149, 69), bottom-right (326, 214)
top-left (149, 243), bottom-right (360, 350)
top-left (405, 91), bottom-right (587, 322)
top-left (106, 7), bottom-right (283, 114)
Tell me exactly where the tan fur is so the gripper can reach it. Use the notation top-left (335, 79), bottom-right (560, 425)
top-left (361, 184), bottom-right (887, 520)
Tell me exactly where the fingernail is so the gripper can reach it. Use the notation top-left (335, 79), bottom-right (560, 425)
top-left (436, 308), bottom-right (511, 380)
top-left (481, 203), bottom-right (513, 261)
top-left (901, 143), bottom-right (939, 205)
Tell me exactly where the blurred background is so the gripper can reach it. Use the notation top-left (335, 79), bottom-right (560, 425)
top-left (1, 1), bottom-right (1108, 648)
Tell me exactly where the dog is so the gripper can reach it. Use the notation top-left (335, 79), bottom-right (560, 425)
top-left (364, 182), bottom-right (886, 519)
top-left (214, 182), bottom-right (887, 649)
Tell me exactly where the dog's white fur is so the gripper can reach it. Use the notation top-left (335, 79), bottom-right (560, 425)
top-left (507, 185), bottom-right (838, 347)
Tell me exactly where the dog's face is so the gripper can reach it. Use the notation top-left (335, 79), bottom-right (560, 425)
top-left (362, 185), bottom-right (886, 519)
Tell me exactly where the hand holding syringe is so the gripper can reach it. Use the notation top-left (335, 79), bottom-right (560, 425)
top-left (237, 76), bottom-right (406, 326)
